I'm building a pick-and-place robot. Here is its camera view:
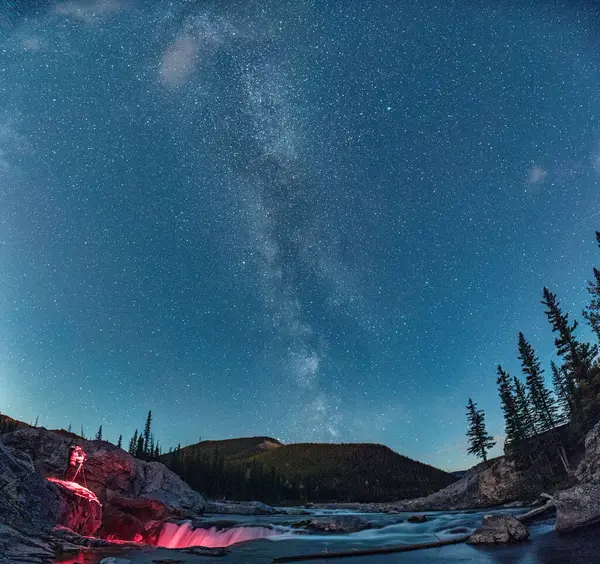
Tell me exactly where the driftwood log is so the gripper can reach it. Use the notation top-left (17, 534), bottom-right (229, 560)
top-left (517, 493), bottom-right (556, 523)
top-left (272, 534), bottom-right (471, 562)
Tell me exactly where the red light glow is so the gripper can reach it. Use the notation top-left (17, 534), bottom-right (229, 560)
top-left (157, 521), bottom-right (282, 548)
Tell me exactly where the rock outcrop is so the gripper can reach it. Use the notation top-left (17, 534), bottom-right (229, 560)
top-left (401, 456), bottom-right (526, 511)
top-left (49, 478), bottom-right (102, 536)
top-left (1, 428), bottom-right (205, 514)
top-left (1, 427), bottom-right (205, 542)
top-left (468, 514), bottom-right (529, 544)
top-left (0, 440), bottom-right (102, 562)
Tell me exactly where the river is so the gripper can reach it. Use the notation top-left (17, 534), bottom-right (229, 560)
top-left (55, 507), bottom-right (597, 563)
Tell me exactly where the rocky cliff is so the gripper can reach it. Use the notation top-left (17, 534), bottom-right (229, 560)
top-left (1, 427), bottom-right (205, 542)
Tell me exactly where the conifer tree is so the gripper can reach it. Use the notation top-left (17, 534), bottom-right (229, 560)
top-left (551, 361), bottom-right (574, 423)
top-left (68, 424), bottom-right (72, 433)
top-left (95, 425), bottom-right (103, 441)
top-left (518, 332), bottom-right (558, 431)
top-left (466, 398), bottom-right (496, 463)
top-left (583, 231), bottom-right (600, 343)
top-left (542, 288), bottom-right (597, 384)
top-left (117, 434), bottom-right (123, 449)
top-left (129, 429), bottom-right (138, 455)
top-left (143, 410), bottom-right (152, 456)
top-left (136, 434), bottom-right (145, 458)
top-left (497, 365), bottom-right (526, 444)
top-left (513, 376), bottom-right (537, 437)
top-left (80, 425), bottom-right (85, 439)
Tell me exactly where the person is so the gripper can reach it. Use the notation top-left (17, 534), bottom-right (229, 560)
top-left (65, 445), bottom-right (86, 482)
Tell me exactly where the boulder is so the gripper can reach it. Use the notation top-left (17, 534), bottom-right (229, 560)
top-left (98, 494), bottom-right (175, 543)
top-left (403, 456), bottom-right (526, 511)
top-left (468, 514), bottom-right (529, 544)
top-left (48, 478), bottom-right (102, 536)
top-left (291, 515), bottom-right (373, 533)
top-left (407, 515), bottom-right (429, 523)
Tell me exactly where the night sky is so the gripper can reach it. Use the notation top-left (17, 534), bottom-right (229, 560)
top-left (1, 0), bottom-right (600, 471)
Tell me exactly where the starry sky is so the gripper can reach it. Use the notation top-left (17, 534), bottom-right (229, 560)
top-left (1, 0), bottom-right (600, 471)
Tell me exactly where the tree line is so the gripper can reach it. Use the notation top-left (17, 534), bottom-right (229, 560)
top-left (466, 231), bottom-right (600, 485)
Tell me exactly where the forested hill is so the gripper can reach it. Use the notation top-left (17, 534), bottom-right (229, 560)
top-left (161, 438), bottom-right (457, 503)
top-left (251, 442), bottom-right (457, 502)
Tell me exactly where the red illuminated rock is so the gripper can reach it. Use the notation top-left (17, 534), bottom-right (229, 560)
top-left (47, 478), bottom-right (102, 536)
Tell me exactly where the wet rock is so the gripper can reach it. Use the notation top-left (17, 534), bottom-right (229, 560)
top-left (205, 500), bottom-right (278, 515)
top-left (99, 559), bottom-right (133, 564)
top-left (407, 515), bottom-right (429, 523)
top-left (291, 515), bottom-right (373, 533)
top-left (468, 514), bottom-right (529, 544)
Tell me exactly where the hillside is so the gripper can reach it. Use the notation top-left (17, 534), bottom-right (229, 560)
top-left (249, 442), bottom-right (457, 502)
top-left (162, 438), bottom-right (457, 503)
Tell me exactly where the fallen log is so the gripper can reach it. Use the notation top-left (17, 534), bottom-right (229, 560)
top-left (272, 534), bottom-right (471, 562)
top-left (517, 493), bottom-right (556, 523)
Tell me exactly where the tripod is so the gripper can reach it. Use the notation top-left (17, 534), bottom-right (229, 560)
top-left (71, 461), bottom-right (87, 487)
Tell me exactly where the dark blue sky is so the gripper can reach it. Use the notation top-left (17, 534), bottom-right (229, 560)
top-left (1, 0), bottom-right (600, 470)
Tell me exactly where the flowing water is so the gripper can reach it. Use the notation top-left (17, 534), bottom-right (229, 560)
top-left (55, 507), bottom-right (599, 563)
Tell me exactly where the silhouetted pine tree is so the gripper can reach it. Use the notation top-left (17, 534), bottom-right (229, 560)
top-left (143, 410), bottom-right (152, 456)
top-left (583, 231), bottom-right (600, 343)
top-left (497, 365), bottom-right (526, 445)
top-left (518, 332), bottom-right (558, 431)
top-left (542, 288), bottom-right (597, 383)
top-left (542, 287), bottom-right (599, 428)
top-left (117, 434), bottom-right (123, 449)
top-left (80, 425), bottom-right (85, 439)
top-left (466, 398), bottom-right (496, 463)
top-left (95, 425), bottom-right (103, 441)
top-left (129, 429), bottom-right (138, 455)
top-left (551, 361), bottom-right (574, 423)
top-left (513, 376), bottom-right (537, 437)
top-left (136, 434), bottom-right (145, 458)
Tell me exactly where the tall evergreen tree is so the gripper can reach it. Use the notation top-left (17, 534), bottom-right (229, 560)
top-left (496, 365), bottom-right (526, 444)
top-left (583, 231), bottom-right (600, 343)
top-left (551, 361), bottom-right (574, 423)
top-left (117, 434), bottom-right (123, 449)
top-left (518, 332), bottom-right (558, 431)
top-left (466, 398), bottom-right (496, 463)
top-left (143, 410), bottom-right (152, 456)
top-left (513, 376), bottom-right (537, 437)
top-left (542, 288), bottom-right (597, 384)
top-left (80, 425), bottom-right (85, 439)
top-left (95, 425), bottom-right (103, 441)
top-left (129, 429), bottom-right (138, 455)
top-left (136, 434), bottom-right (145, 458)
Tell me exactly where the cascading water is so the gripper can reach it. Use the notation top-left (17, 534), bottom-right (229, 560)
top-left (156, 521), bottom-right (288, 548)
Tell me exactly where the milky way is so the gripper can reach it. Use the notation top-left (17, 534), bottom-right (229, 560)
top-left (1, 0), bottom-right (600, 470)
